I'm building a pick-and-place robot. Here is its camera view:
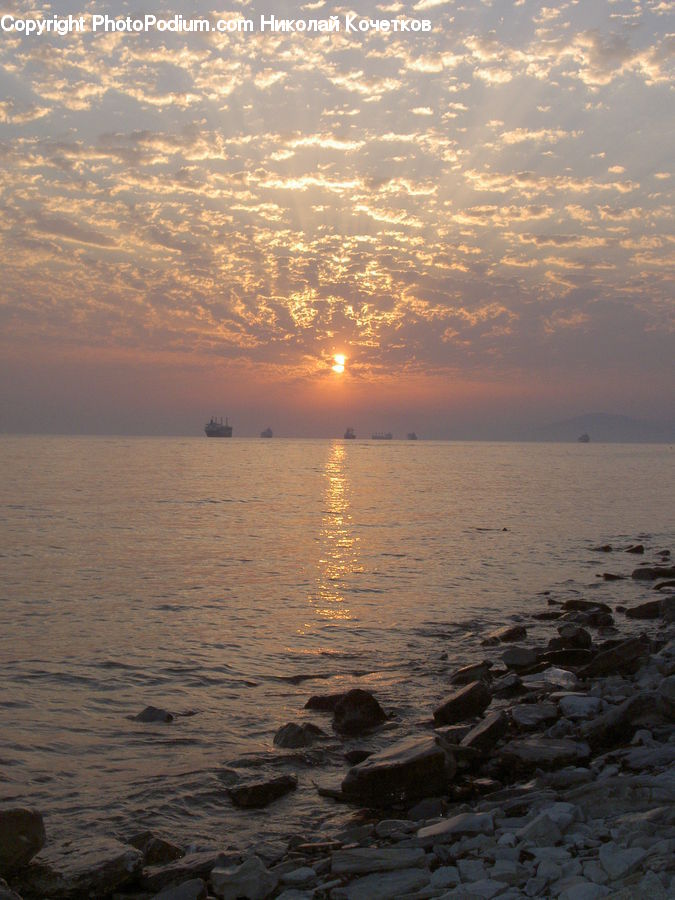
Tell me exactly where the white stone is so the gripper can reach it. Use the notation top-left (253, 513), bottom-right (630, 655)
top-left (331, 847), bottom-right (425, 876)
top-left (344, 867), bottom-right (430, 900)
top-left (558, 694), bottom-right (604, 720)
top-left (211, 856), bottom-right (277, 900)
top-left (598, 841), bottom-right (647, 880)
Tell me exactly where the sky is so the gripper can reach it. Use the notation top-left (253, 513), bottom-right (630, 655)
top-left (0, 0), bottom-right (673, 437)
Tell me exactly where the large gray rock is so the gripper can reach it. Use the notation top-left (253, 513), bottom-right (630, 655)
top-left (500, 738), bottom-right (590, 770)
top-left (511, 703), bottom-right (558, 730)
top-left (502, 647), bottom-right (539, 670)
top-left (632, 565), bottom-right (675, 580)
top-left (450, 661), bottom-right (492, 685)
top-left (625, 600), bottom-right (661, 620)
top-left (344, 867), bottom-right (430, 900)
top-left (331, 847), bottom-right (425, 876)
top-left (460, 710), bottom-right (508, 752)
top-left (598, 842), bottom-right (647, 880)
top-left (418, 812), bottom-right (494, 845)
top-left (660, 595), bottom-right (675, 622)
top-left (152, 880), bottom-right (208, 900)
top-left (142, 852), bottom-right (237, 894)
top-left (481, 624), bottom-right (527, 645)
top-left (16, 837), bottom-right (142, 897)
top-left (579, 692), bottom-right (658, 750)
top-left (557, 694), bottom-right (604, 720)
top-left (341, 734), bottom-right (454, 806)
top-left (433, 681), bottom-right (491, 725)
top-left (517, 813), bottom-right (563, 847)
top-left (228, 775), bottom-right (297, 809)
top-left (557, 624), bottom-right (592, 649)
top-left (211, 856), bottom-right (277, 900)
top-left (578, 637), bottom-right (648, 678)
top-left (128, 830), bottom-right (184, 866)
top-left (333, 689), bottom-right (386, 735)
top-left (0, 808), bottom-right (46, 875)
top-left (273, 723), bottom-right (327, 748)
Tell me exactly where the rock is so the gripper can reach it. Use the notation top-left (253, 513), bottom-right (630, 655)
top-left (407, 797), bottom-right (444, 820)
top-left (344, 749), bottom-right (371, 765)
top-left (451, 661), bottom-right (492, 684)
top-left (134, 705), bottom-right (174, 723)
top-left (304, 692), bottom-right (345, 711)
top-left (598, 841), bottom-right (647, 880)
top-left (481, 624), bottom-right (527, 645)
top-left (501, 647), bottom-right (538, 669)
top-left (435, 724), bottom-right (472, 743)
top-left (558, 884), bottom-right (609, 900)
top-left (280, 867), bottom-right (316, 886)
top-left (142, 851), bottom-right (234, 893)
top-left (273, 723), bottom-right (327, 748)
top-left (626, 544), bottom-right (645, 554)
top-left (517, 813), bottom-right (563, 846)
top-left (460, 710), bottom-right (508, 752)
top-left (128, 831), bottom-right (184, 866)
top-left (557, 694), bottom-right (604, 720)
top-left (443, 879), bottom-right (508, 899)
top-left (557, 624), bottom-right (592, 649)
top-left (632, 565), bottom-right (675, 580)
top-left (341, 734), bottom-right (454, 806)
top-left (542, 649), bottom-right (594, 667)
top-left (17, 837), bottom-right (142, 897)
top-left (0, 879), bottom-right (23, 900)
top-left (577, 637), bottom-right (648, 678)
top-left (625, 600), bottom-right (661, 620)
top-left (433, 681), bottom-right (491, 725)
top-left (418, 812), bottom-right (494, 845)
top-left (152, 879), bottom-right (208, 900)
top-left (431, 865), bottom-right (461, 888)
top-left (511, 703), bottom-right (558, 730)
top-left (492, 672), bottom-right (524, 697)
top-left (580, 692), bottom-right (658, 750)
top-left (331, 847), bottom-right (425, 876)
top-left (658, 674), bottom-right (675, 719)
top-left (562, 599), bottom-right (611, 613)
top-left (0, 808), bottom-right (46, 875)
top-left (500, 737), bottom-right (590, 770)
top-left (660, 595), bottom-right (675, 622)
top-left (228, 775), bottom-right (297, 808)
top-left (592, 545), bottom-right (613, 552)
top-left (332, 689), bottom-right (386, 735)
top-left (602, 573), bottom-right (624, 581)
top-left (533, 611), bottom-right (564, 620)
top-left (343, 867), bottom-right (430, 900)
top-left (211, 856), bottom-right (277, 900)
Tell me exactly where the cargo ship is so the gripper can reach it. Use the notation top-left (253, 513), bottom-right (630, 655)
top-left (344, 427), bottom-right (356, 439)
top-left (260, 427), bottom-right (273, 438)
top-left (205, 416), bottom-right (233, 437)
top-left (372, 432), bottom-right (393, 440)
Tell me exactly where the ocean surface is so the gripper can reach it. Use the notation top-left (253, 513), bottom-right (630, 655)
top-left (0, 436), bottom-right (673, 852)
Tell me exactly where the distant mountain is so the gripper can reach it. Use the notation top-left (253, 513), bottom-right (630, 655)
top-left (527, 413), bottom-right (675, 443)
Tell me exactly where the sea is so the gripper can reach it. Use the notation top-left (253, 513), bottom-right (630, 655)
top-left (0, 436), bottom-right (673, 853)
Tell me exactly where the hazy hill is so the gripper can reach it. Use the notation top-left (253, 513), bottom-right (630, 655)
top-left (527, 413), bottom-right (675, 443)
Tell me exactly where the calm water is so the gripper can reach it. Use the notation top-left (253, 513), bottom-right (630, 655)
top-left (0, 437), bottom-right (673, 850)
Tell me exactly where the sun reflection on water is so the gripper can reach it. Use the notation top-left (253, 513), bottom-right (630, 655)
top-left (311, 441), bottom-right (361, 621)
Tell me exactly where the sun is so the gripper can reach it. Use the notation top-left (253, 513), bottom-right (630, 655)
top-left (332, 353), bottom-right (346, 374)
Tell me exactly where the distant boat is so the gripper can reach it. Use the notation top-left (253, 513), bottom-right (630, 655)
top-left (205, 416), bottom-right (232, 438)
top-left (372, 432), bottom-right (393, 440)
top-left (260, 427), bottom-right (273, 438)
top-left (578, 433), bottom-right (590, 443)
top-left (344, 427), bottom-right (356, 439)
top-left (407, 432), bottom-right (418, 440)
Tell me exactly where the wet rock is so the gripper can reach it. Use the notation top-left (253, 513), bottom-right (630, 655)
top-left (460, 710), bottom-right (508, 752)
top-left (542, 649), bottom-right (594, 667)
top-left (134, 706), bottom-right (174, 723)
top-left (481, 624), bottom-right (527, 646)
top-left (273, 723), bottom-right (327, 748)
top-left (433, 681), bottom-right (491, 725)
top-left (562, 599), bottom-right (611, 613)
top-left (660, 595), bottom-right (675, 622)
top-left (632, 565), bottom-right (675, 580)
top-left (344, 749), bottom-right (371, 765)
top-left (142, 851), bottom-right (236, 893)
top-left (331, 847), bottom-right (425, 876)
top-left (578, 636), bottom-right (649, 678)
top-left (658, 674), bottom-right (675, 720)
top-left (228, 774), bottom-right (297, 809)
top-left (0, 878), bottom-right (22, 900)
top-left (450, 661), bottom-right (493, 684)
top-left (407, 796), bottom-right (444, 820)
top-left (523, 667), bottom-right (579, 690)
top-left (501, 647), bottom-right (539, 670)
top-left (435, 724), bottom-right (472, 743)
top-left (579, 692), bottom-right (658, 750)
top-left (418, 812), bottom-right (494, 845)
top-left (332, 689), bottom-right (386, 735)
top-left (211, 856), bottom-right (277, 900)
top-left (0, 808), bottom-right (46, 875)
top-left (341, 734), bottom-right (454, 806)
top-left (557, 624), bottom-right (592, 649)
top-left (626, 544), bottom-right (645, 554)
top-left (533, 610), bottom-right (564, 620)
top-left (500, 738), bottom-right (590, 770)
top-left (602, 573), bottom-right (624, 581)
top-left (511, 703), bottom-right (558, 730)
top-left (342, 867), bottom-right (430, 900)
top-left (625, 600), bottom-right (661, 620)
top-left (17, 837), bottom-right (142, 897)
top-left (151, 879), bottom-right (207, 900)
top-left (304, 692), bottom-right (345, 712)
top-left (493, 672), bottom-right (524, 697)
top-left (577, 610), bottom-right (615, 628)
top-left (592, 545), bottom-right (613, 552)
top-left (128, 831), bottom-right (184, 866)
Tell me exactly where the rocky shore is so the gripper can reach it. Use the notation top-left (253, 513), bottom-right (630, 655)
top-left (2, 549), bottom-right (674, 900)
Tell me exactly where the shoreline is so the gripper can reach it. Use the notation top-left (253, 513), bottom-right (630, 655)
top-left (1, 547), bottom-right (674, 899)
